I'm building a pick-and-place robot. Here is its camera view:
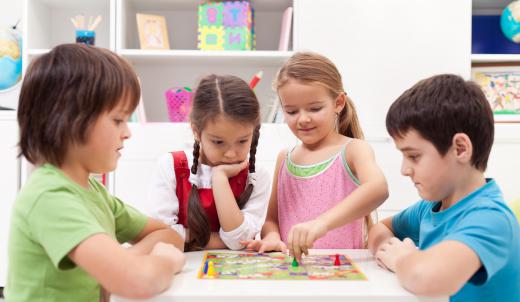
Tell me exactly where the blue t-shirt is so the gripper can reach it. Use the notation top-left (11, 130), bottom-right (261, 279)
top-left (392, 179), bottom-right (520, 302)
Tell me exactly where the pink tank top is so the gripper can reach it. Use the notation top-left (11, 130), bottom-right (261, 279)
top-left (277, 145), bottom-right (364, 249)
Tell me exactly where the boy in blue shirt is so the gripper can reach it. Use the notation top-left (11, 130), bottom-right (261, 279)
top-left (368, 74), bottom-right (520, 302)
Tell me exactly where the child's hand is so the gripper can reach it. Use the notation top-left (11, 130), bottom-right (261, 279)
top-left (287, 219), bottom-right (328, 261)
top-left (212, 159), bottom-right (248, 178)
top-left (151, 242), bottom-right (186, 273)
top-left (374, 237), bottom-right (416, 272)
top-left (240, 239), bottom-right (288, 253)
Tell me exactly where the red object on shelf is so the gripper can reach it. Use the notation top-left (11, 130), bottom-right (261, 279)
top-left (249, 71), bottom-right (263, 89)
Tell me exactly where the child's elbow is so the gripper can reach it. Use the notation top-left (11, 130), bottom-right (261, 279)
top-left (398, 264), bottom-right (462, 296)
top-left (112, 262), bottom-right (174, 299)
top-left (120, 283), bottom-right (159, 300)
top-left (379, 180), bottom-right (389, 202)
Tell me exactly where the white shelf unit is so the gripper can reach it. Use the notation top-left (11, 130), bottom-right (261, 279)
top-left (471, 0), bottom-right (520, 65)
top-left (116, 0), bottom-right (294, 122)
top-left (471, 54), bottom-right (520, 64)
top-left (122, 51), bottom-right (291, 122)
top-left (23, 0), bottom-right (115, 58)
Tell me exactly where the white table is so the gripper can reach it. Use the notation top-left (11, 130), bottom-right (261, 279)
top-left (112, 249), bottom-right (447, 302)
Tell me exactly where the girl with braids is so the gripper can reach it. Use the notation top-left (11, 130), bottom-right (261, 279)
top-left (242, 52), bottom-right (388, 260)
top-left (148, 74), bottom-right (270, 251)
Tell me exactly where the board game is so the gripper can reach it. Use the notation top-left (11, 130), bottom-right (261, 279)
top-left (198, 251), bottom-right (367, 280)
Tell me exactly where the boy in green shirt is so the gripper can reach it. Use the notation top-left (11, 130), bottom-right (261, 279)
top-left (6, 44), bottom-right (186, 302)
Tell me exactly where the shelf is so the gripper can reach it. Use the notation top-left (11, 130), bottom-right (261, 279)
top-left (118, 0), bottom-right (293, 51)
top-left (25, 0), bottom-right (113, 50)
top-left (472, 0), bottom-right (509, 15)
top-left (119, 49), bottom-right (293, 65)
top-left (0, 110), bottom-right (17, 121)
top-left (471, 54), bottom-right (520, 64)
top-left (125, 0), bottom-right (291, 11)
top-left (30, 0), bottom-right (108, 9)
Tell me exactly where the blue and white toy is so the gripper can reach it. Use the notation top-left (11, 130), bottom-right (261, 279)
top-left (501, 1), bottom-right (520, 43)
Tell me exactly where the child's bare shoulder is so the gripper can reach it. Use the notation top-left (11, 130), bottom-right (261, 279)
top-left (346, 138), bottom-right (375, 157)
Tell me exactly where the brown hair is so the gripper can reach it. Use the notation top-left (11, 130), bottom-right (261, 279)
top-left (386, 74), bottom-right (494, 171)
top-left (274, 51), bottom-right (364, 139)
top-left (187, 74), bottom-right (261, 250)
top-left (18, 44), bottom-right (140, 166)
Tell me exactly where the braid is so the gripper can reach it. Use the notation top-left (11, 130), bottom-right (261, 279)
top-left (248, 126), bottom-right (260, 173)
top-left (237, 125), bottom-right (259, 209)
top-left (236, 184), bottom-right (254, 210)
top-left (186, 184), bottom-right (211, 251)
top-left (191, 140), bottom-right (200, 174)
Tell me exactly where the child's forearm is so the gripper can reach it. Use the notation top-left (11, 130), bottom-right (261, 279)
top-left (123, 254), bottom-right (180, 298)
top-left (129, 229), bottom-right (184, 254)
top-left (368, 222), bottom-right (395, 254)
top-left (212, 173), bottom-right (245, 231)
top-left (393, 241), bottom-right (480, 296)
top-left (260, 220), bottom-right (282, 240)
top-left (319, 179), bottom-right (388, 232)
top-left (204, 232), bottom-right (227, 249)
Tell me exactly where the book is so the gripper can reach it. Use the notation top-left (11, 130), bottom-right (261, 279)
top-left (278, 7), bottom-right (293, 51)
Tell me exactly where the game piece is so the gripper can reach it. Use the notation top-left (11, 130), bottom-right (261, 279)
top-left (203, 260), bottom-right (209, 274)
top-left (334, 254), bottom-right (341, 266)
top-left (207, 261), bottom-right (216, 277)
top-left (291, 257), bottom-right (299, 267)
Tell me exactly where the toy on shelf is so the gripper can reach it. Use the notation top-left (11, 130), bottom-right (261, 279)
top-left (165, 87), bottom-right (192, 122)
top-left (71, 14), bottom-right (102, 46)
top-left (198, 1), bottom-right (255, 50)
top-left (0, 22), bottom-right (22, 91)
top-left (501, 1), bottom-right (520, 43)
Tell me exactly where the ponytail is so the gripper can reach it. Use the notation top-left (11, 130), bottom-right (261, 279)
top-left (338, 94), bottom-right (364, 139)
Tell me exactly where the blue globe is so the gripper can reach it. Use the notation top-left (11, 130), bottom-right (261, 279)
top-left (0, 27), bottom-right (22, 90)
top-left (501, 1), bottom-right (520, 43)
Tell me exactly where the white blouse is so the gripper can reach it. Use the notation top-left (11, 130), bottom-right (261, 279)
top-left (146, 152), bottom-right (271, 250)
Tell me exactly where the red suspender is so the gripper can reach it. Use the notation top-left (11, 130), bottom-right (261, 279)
top-left (171, 151), bottom-right (250, 232)
top-left (172, 151), bottom-right (191, 227)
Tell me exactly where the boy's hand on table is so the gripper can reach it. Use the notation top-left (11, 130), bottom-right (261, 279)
top-left (151, 242), bottom-right (186, 273)
top-left (375, 237), bottom-right (416, 272)
top-left (287, 218), bottom-right (328, 261)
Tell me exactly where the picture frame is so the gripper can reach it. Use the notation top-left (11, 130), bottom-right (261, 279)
top-left (471, 65), bottom-right (520, 123)
top-left (136, 13), bottom-right (170, 50)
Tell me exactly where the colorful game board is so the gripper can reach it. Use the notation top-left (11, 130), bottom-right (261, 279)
top-left (198, 251), bottom-right (367, 280)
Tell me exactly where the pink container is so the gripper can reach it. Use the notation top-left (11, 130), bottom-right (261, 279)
top-left (165, 87), bottom-right (192, 122)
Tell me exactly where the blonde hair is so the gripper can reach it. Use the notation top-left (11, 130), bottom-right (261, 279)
top-left (274, 51), bottom-right (364, 139)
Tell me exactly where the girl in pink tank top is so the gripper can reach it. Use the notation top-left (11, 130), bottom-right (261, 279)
top-left (242, 52), bottom-right (389, 260)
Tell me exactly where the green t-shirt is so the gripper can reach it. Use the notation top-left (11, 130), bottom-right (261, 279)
top-left (5, 164), bottom-right (147, 302)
